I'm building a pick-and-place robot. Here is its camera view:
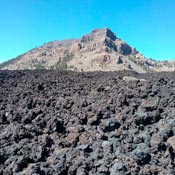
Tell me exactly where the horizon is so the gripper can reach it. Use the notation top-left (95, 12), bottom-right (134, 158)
top-left (0, 0), bottom-right (175, 63)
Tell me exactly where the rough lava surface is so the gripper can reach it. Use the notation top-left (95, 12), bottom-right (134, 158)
top-left (0, 70), bottom-right (175, 175)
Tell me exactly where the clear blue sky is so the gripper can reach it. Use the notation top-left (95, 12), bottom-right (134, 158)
top-left (0, 0), bottom-right (175, 63)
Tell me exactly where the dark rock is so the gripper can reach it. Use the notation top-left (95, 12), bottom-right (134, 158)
top-left (13, 156), bottom-right (34, 173)
top-left (141, 96), bottom-right (160, 111)
top-left (46, 117), bottom-right (65, 134)
top-left (110, 159), bottom-right (128, 175)
top-left (0, 110), bottom-right (7, 124)
top-left (118, 42), bottom-right (132, 55)
top-left (0, 70), bottom-right (175, 174)
top-left (116, 56), bottom-right (123, 64)
top-left (37, 84), bottom-right (44, 91)
top-left (131, 144), bottom-right (151, 165)
top-left (100, 118), bottom-right (120, 132)
top-left (104, 38), bottom-right (117, 51)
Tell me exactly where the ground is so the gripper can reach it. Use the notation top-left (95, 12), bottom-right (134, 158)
top-left (0, 70), bottom-right (175, 175)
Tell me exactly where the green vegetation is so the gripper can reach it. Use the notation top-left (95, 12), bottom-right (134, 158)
top-left (58, 53), bottom-right (74, 70)
top-left (69, 65), bottom-right (78, 71)
top-left (0, 46), bottom-right (39, 69)
top-left (128, 55), bottom-right (151, 72)
top-left (29, 58), bottom-right (46, 69)
top-left (49, 53), bottom-right (74, 70)
top-left (33, 62), bottom-right (45, 69)
top-left (0, 52), bottom-right (74, 70)
top-left (0, 54), bottom-right (25, 69)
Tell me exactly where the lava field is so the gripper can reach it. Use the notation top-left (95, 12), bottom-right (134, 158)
top-left (0, 70), bottom-right (175, 175)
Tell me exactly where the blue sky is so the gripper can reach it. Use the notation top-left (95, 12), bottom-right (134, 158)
top-left (0, 0), bottom-right (175, 63)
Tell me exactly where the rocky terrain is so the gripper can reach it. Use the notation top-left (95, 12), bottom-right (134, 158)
top-left (1, 28), bottom-right (175, 72)
top-left (0, 70), bottom-right (175, 175)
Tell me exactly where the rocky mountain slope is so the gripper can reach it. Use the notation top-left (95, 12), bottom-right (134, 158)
top-left (1, 70), bottom-right (175, 174)
top-left (1, 28), bottom-right (175, 72)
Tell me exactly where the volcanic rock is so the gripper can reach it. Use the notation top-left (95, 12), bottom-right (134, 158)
top-left (0, 70), bottom-right (175, 174)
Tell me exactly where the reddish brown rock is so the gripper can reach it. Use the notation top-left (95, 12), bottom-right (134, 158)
top-left (167, 136), bottom-right (175, 150)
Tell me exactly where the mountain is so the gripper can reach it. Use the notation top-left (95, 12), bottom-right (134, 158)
top-left (0, 28), bottom-right (175, 72)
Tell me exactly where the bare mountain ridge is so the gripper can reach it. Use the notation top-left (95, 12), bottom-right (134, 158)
top-left (1, 28), bottom-right (175, 72)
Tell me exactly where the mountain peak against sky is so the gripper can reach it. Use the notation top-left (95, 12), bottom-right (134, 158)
top-left (0, 28), bottom-right (175, 72)
top-left (81, 28), bottom-right (118, 42)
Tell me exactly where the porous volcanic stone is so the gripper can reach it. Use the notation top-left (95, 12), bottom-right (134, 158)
top-left (0, 70), bottom-right (175, 174)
